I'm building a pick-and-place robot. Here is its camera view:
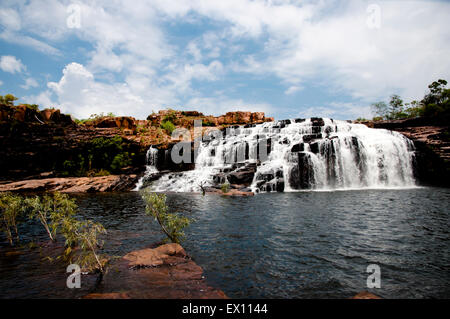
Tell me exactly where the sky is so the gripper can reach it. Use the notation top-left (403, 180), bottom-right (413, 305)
top-left (0, 0), bottom-right (449, 121)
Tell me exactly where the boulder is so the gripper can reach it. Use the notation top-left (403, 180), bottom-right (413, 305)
top-left (84, 243), bottom-right (228, 299)
top-left (123, 243), bottom-right (187, 268)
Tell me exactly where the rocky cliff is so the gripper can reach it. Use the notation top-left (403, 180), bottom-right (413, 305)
top-left (0, 104), bottom-right (274, 191)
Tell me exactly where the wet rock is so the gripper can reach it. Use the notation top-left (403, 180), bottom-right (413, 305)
top-left (311, 117), bottom-right (325, 126)
top-left (289, 153), bottom-right (315, 189)
top-left (303, 134), bottom-right (322, 143)
top-left (291, 143), bottom-right (305, 152)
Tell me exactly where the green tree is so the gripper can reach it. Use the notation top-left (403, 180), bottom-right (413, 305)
top-left (25, 192), bottom-right (77, 242)
top-left (141, 190), bottom-right (191, 244)
top-left (0, 193), bottom-right (24, 246)
top-left (61, 218), bottom-right (108, 273)
top-left (0, 94), bottom-right (18, 106)
top-left (388, 94), bottom-right (404, 119)
top-left (371, 101), bottom-right (388, 120)
top-left (421, 79), bottom-right (450, 117)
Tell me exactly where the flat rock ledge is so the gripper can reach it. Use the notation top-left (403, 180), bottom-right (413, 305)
top-left (0, 175), bottom-right (139, 193)
top-left (84, 243), bottom-right (227, 299)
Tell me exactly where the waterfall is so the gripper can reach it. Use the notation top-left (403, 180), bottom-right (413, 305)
top-left (137, 118), bottom-right (416, 193)
top-left (134, 147), bottom-right (159, 190)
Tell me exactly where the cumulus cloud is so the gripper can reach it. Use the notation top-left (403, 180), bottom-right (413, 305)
top-left (1, 0), bottom-right (449, 119)
top-left (0, 55), bottom-right (25, 74)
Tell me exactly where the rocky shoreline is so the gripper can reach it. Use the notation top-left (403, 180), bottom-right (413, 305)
top-left (84, 243), bottom-right (227, 299)
top-left (0, 174), bottom-right (140, 193)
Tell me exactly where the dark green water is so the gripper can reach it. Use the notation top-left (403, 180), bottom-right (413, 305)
top-left (0, 187), bottom-right (449, 298)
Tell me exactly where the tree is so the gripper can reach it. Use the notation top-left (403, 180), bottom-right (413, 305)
top-left (141, 190), bottom-right (191, 244)
top-left (0, 193), bottom-right (24, 246)
top-left (371, 101), bottom-right (388, 120)
top-left (25, 192), bottom-right (77, 242)
top-left (61, 218), bottom-right (108, 274)
top-left (0, 94), bottom-right (18, 106)
top-left (388, 94), bottom-right (404, 119)
top-left (421, 79), bottom-right (450, 118)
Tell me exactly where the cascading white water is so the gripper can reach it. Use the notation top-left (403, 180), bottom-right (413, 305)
top-left (134, 147), bottom-right (159, 190)
top-left (137, 118), bottom-right (416, 193)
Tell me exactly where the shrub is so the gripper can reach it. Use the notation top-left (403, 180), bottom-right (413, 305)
top-left (160, 120), bottom-right (175, 135)
top-left (61, 218), bottom-right (108, 273)
top-left (221, 183), bottom-right (230, 193)
top-left (0, 193), bottom-right (24, 245)
top-left (110, 152), bottom-right (132, 172)
top-left (25, 192), bottom-right (77, 242)
top-left (141, 190), bottom-right (191, 244)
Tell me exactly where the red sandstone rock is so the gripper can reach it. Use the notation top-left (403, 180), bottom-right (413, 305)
top-left (0, 175), bottom-right (139, 193)
top-left (85, 244), bottom-right (228, 299)
top-left (351, 291), bottom-right (382, 299)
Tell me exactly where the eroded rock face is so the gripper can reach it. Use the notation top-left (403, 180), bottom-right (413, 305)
top-left (0, 175), bottom-right (139, 193)
top-left (85, 243), bottom-right (228, 299)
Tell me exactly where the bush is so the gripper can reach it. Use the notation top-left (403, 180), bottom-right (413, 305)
top-left (25, 192), bottom-right (77, 242)
top-left (160, 120), bottom-right (175, 135)
top-left (221, 183), bottom-right (230, 193)
top-left (61, 218), bottom-right (108, 273)
top-left (0, 193), bottom-right (24, 245)
top-left (141, 190), bottom-right (191, 244)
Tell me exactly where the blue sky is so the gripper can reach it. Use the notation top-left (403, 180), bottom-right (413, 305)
top-left (1, 0), bottom-right (449, 120)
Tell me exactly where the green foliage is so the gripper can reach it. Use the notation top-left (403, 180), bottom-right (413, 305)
top-left (111, 152), bottom-right (132, 171)
top-left (369, 79), bottom-right (449, 121)
top-left (356, 117), bottom-right (368, 122)
top-left (221, 183), bottom-right (230, 193)
top-left (0, 193), bottom-right (25, 245)
top-left (141, 190), bottom-right (191, 244)
top-left (0, 94), bottom-right (18, 106)
top-left (25, 192), bottom-right (77, 242)
top-left (60, 136), bottom-right (134, 176)
top-left (160, 120), bottom-right (175, 135)
top-left (60, 218), bottom-right (108, 273)
top-left (162, 109), bottom-right (178, 123)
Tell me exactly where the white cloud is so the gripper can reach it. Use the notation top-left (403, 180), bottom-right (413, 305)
top-left (0, 80), bottom-right (3, 86)
top-left (186, 96), bottom-right (273, 116)
top-left (21, 77), bottom-right (39, 90)
top-left (285, 85), bottom-right (303, 95)
top-left (0, 55), bottom-right (25, 74)
top-left (298, 102), bottom-right (372, 120)
top-left (0, 7), bottom-right (21, 30)
top-left (2, 0), bottom-right (449, 120)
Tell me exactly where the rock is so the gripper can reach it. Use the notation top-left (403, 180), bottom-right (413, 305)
top-left (250, 112), bottom-right (265, 123)
top-left (83, 292), bottom-right (131, 299)
top-left (123, 243), bottom-right (187, 268)
top-left (90, 116), bottom-right (136, 130)
top-left (227, 170), bottom-right (255, 185)
top-left (0, 175), bottom-right (139, 193)
top-left (85, 244), bottom-right (228, 299)
top-left (351, 291), bottom-right (382, 299)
